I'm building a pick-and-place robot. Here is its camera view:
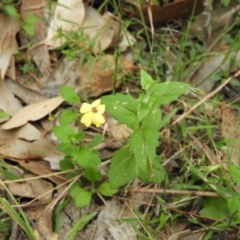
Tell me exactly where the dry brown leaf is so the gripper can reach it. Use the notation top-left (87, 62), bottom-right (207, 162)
top-left (5, 77), bottom-right (47, 104)
top-left (45, 0), bottom-right (85, 49)
top-left (7, 173), bottom-right (53, 200)
top-left (80, 5), bottom-right (114, 54)
top-left (0, 138), bottom-right (64, 162)
top-left (105, 117), bottom-right (133, 140)
top-left (41, 58), bottom-right (80, 97)
top-left (85, 199), bottom-right (137, 240)
top-left (221, 102), bottom-right (240, 166)
top-left (0, 79), bottom-right (23, 115)
top-left (77, 54), bottom-right (135, 97)
top-left (130, 0), bottom-right (205, 24)
top-left (168, 229), bottom-right (205, 240)
top-left (0, 123), bottom-right (42, 141)
top-left (1, 96), bottom-right (63, 130)
top-left (0, 15), bottom-right (19, 79)
top-left (21, 0), bottom-right (52, 76)
top-left (189, 50), bottom-right (240, 93)
top-left (34, 203), bottom-right (58, 240)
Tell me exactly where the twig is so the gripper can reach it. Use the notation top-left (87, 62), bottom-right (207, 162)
top-left (171, 68), bottom-right (240, 126)
top-left (128, 188), bottom-right (220, 197)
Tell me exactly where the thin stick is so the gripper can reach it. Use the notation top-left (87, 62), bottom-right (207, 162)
top-left (172, 68), bottom-right (240, 126)
top-left (128, 188), bottom-right (220, 197)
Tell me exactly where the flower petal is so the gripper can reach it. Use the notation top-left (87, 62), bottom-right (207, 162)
top-left (80, 103), bottom-right (92, 113)
top-left (97, 104), bottom-right (105, 114)
top-left (81, 112), bottom-right (93, 127)
top-left (91, 99), bottom-right (101, 108)
top-left (92, 113), bottom-right (105, 127)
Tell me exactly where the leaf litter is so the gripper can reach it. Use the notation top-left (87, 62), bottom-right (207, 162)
top-left (1, 0), bottom-right (240, 239)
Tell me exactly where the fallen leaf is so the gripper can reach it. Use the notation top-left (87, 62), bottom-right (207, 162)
top-left (0, 79), bottom-right (23, 115)
top-left (130, 0), bottom-right (205, 24)
top-left (45, 0), bottom-right (85, 49)
top-left (0, 15), bottom-right (19, 79)
top-left (105, 117), bottom-right (133, 140)
top-left (21, 0), bottom-right (52, 76)
top-left (6, 173), bottom-right (54, 200)
top-left (80, 5), bottom-right (114, 54)
top-left (221, 102), bottom-right (240, 166)
top-left (1, 96), bottom-right (64, 129)
top-left (5, 77), bottom-right (47, 104)
top-left (85, 199), bottom-right (137, 240)
top-left (189, 50), bottom-right (240, 93)
top-left (0, 123), bottom-right (42, 141)
top-left (0, 138), bottom-right (64, 162)
top-left (34, 203), bottom-right (58, 240)
top-left (77, 55), bottom-right (136, 97)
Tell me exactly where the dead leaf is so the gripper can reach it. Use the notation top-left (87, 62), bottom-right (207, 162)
top-left (168, 229), bottom-right (205, 240)
top-left (21, 0), bottom-right (52, 76)
top-left (0, 79), bottom-right (23, 115)
top-left (34, 203), bottom-right (58, 240)
top-left (1, 96), bottom-right (63, 130)
top-left (130, 0), bottom-right (205, 24)
top-left (77, 55), bottom-right (135, 97)
top-left (85, 199), bottom-right (137, 240)
top-left (221, 102), bottom-right (240, 166)
top-left (5, 77), bottom-right (47, 104)
top-left (6, 173), bottom-right (54, 200)
top-left (0, 15), bottom-right (19, 79)
top-left (0, 138), bottom-right (64, 163)
top-left (45, 0), bottom-right (85, 49)
top-left (105, 117), bottom-right (133, 140)
top-left (189, 50), bottom-right (240, 93)
top-left (80, 5), bottom-right (114, 54)
top-left (0, 123), bottom-right (42, 141)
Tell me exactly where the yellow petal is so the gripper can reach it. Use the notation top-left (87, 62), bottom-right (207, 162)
top-left (91, 99), bottom-right (101, 108)
top-left (80, 112), bottom-right (93, 127)
top-left (97, 104), bottom-right (105, 114)
top-left (80, 103), bottom-right (91, 113)
top-left (92, 113), bottom-right (105, 127)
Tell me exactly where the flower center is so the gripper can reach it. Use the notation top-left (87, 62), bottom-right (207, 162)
top-left (92, 107), bottom-right (98, 113)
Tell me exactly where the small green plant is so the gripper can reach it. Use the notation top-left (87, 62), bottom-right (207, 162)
top-left (2, 3), bottom-right (38, 36)
top-left (54, 70), bottom-right (190, 208)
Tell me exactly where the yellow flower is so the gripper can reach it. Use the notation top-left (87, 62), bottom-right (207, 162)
top-left (80, 99), bottom-right (105, 127)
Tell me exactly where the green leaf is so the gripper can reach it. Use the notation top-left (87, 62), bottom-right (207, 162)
top-left (4, 5), bottom-right (19, 18)
top-left (147, 156), bottom-right (166, 184)
top-left (199, 197), bottom-right (228, 220)
top-left (24, 16), bottom-right (38, 24)
top-left (57, 143), bottom-right (77, 155)
top-left (108, 149), bottom-right (136, 188)
top-left (22, 24), bottom-right (35, 36)
top-left (59, 109), bottom-right (78, 125)
top-left (140, 70), bottom-right (156, 91)
top-left (141, 107), bottom-right (162, 130)
top-left (59, 157), bottom-right (74, 171)
top-left (0, 111), bottom-right (10, 119)
top-left (88, 135), bottom-right (104, 148)
top-left (67, 212), bottom-right (97, 240)
top-left (89, 152), bottom-right (101, 166)
top-left (98, 182), bottom-right (118, 196)
top-left (130, 128), bottom-right (158, 173)
top-left (227, 195), bottom-right (240, 221)
top-left (101, 94), bottom-right (139, 130)
top-left (228, 165), bottom-right (240, 186)
top-left (150, 82), bottom-right (189, 105)
top-left (84, 166), bottom-right (102, 182)
top-left (137, 94), bottom-right (156, 122)
top-left (72, 147), bottom-right (91, 167)
top-left (70, 185), bottom-right (92, 208)
top-left (52, 126), bottom-right (76, 143)
top-left (60, 85), bottom-right (80, 104)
